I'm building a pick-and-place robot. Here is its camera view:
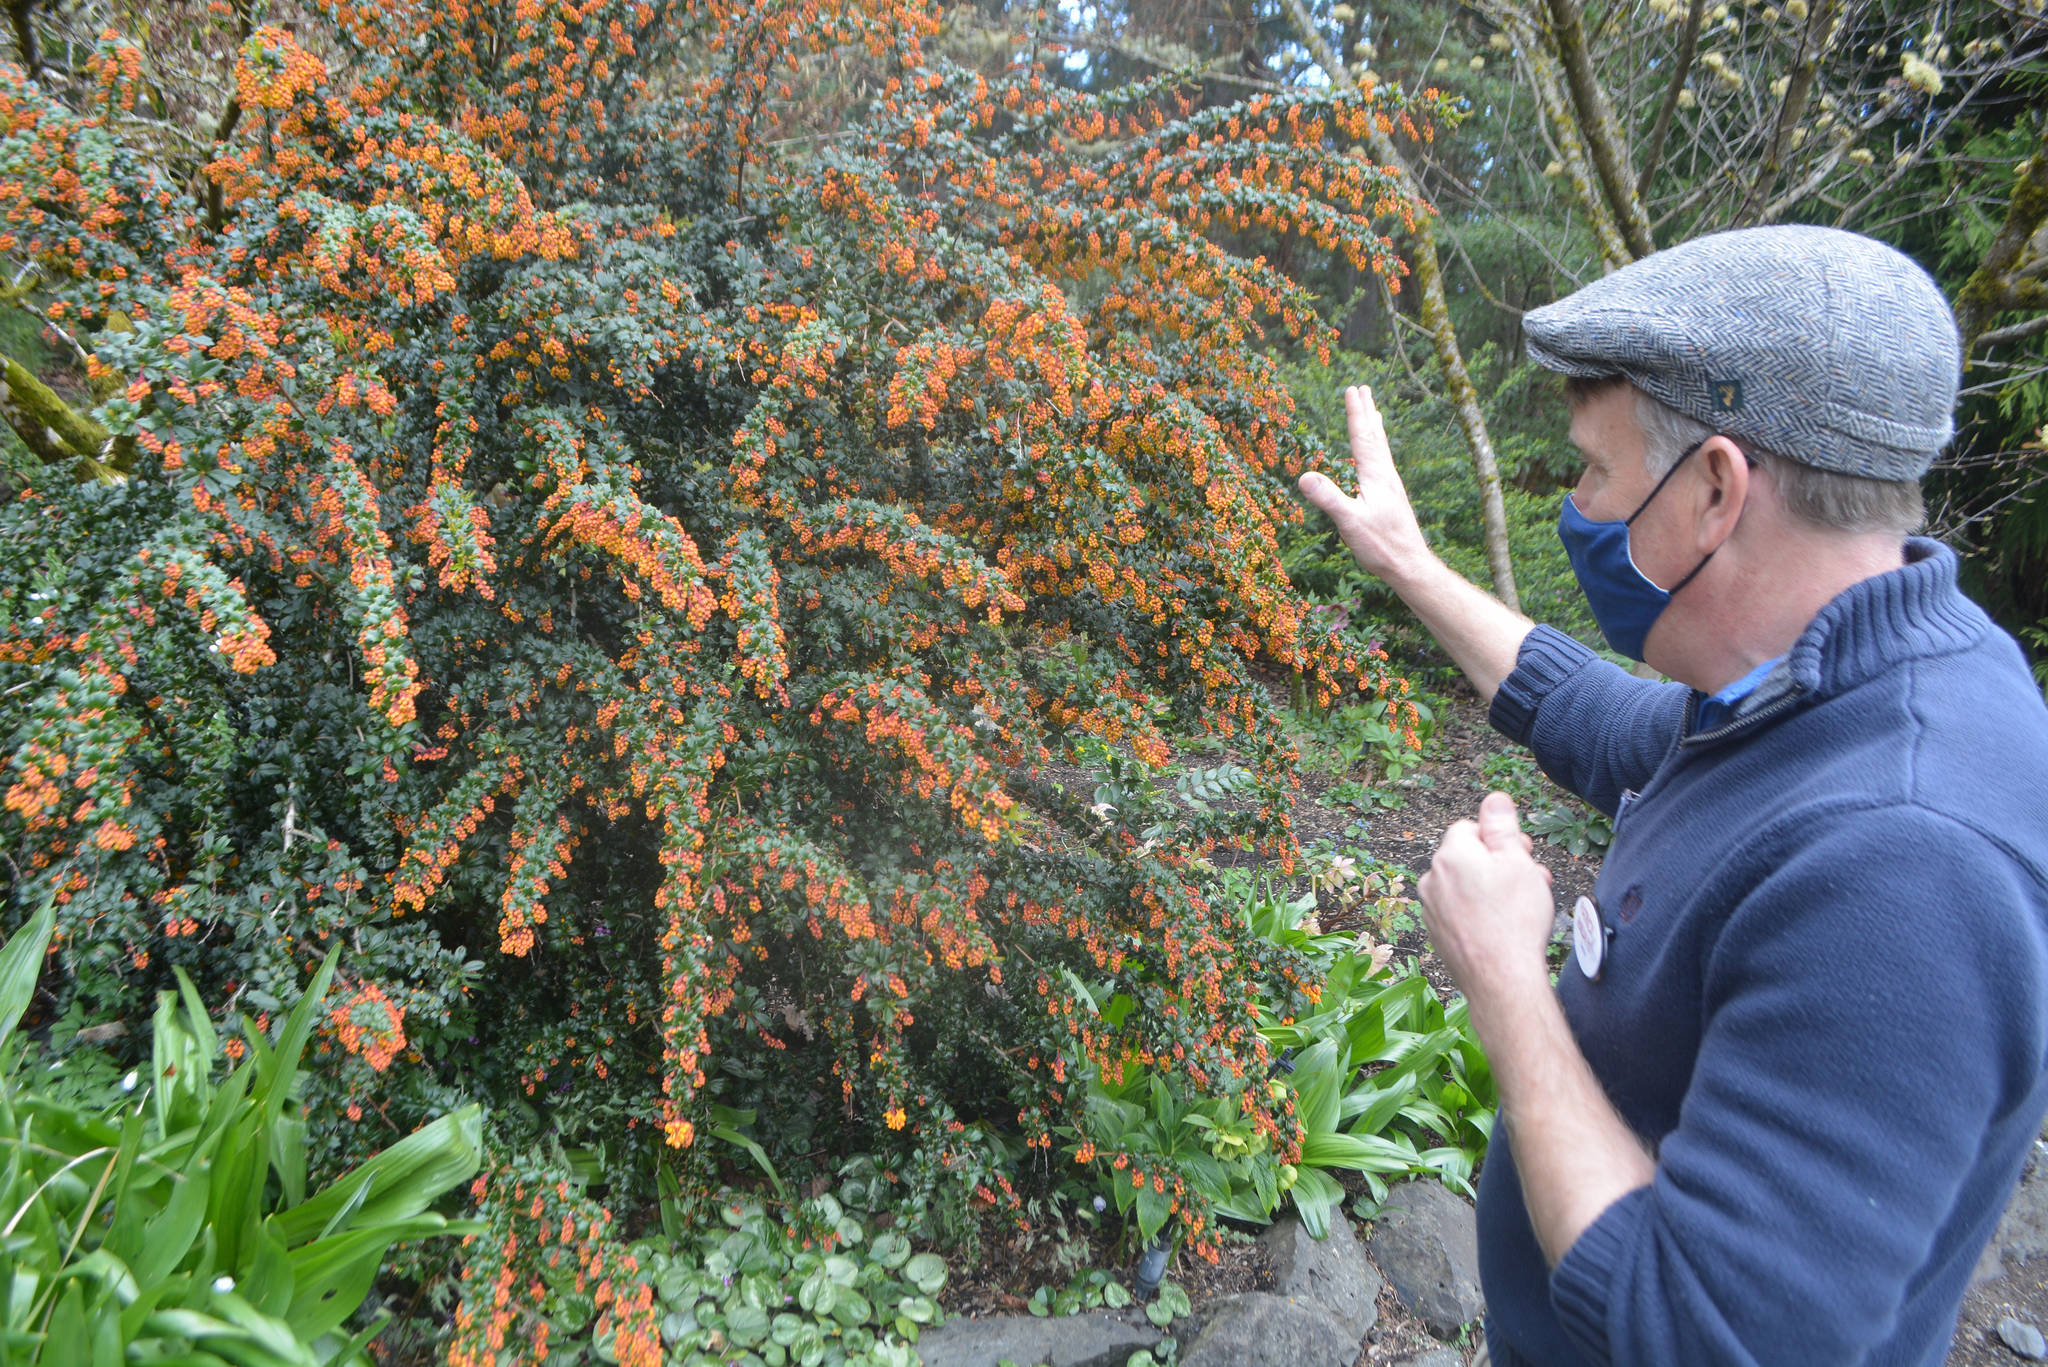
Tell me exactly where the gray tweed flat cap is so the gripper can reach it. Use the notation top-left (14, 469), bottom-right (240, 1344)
top-left (1524, 225), bottom-right (1958, 480)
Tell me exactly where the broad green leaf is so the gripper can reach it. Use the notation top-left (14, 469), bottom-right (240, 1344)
top-left (254, 949), bottom-right (339, 1129)
top-left (173, 970), bottom-right (220, 1073)
top-left (131, 1163), bottom-right (211, 1286)
top-left (727, 1303), bottom-right (771, 1347)
top-left (1291, 1039), bottom-right (1344, 1137)
top-left (270, 1110), bottom-right (306, 1212)
top-left (243, 1223), bottom-right (294, 1317)
top-left (283, 1216), bottom-right (451, 1340)
top-left (60, 1249), bottom-right (138, 1306)
top-left (1134, 1181), bottom-right (1169, 1244)
top-left (1301, 1130), bottom-right (1419, 1173)
top-left (41, 1280), bottom-right (86, 1367)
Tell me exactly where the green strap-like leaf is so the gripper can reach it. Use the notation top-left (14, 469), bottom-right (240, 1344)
top-left (267, 1105), bottom-right (481, 1248)
top-left (0, 900), bottom-right (56, 1056)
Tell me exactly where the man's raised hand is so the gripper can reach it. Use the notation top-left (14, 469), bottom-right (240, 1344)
top-left (1297, 385), bottom-right (1433, 585)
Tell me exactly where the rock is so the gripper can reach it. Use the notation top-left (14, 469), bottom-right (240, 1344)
top-left (2000, 1317), bottom-right (2048, 1361)
top-left (1258, 1213), bottom-right (1382, 1339)
top-left (1999, 1316), bottom-right (2048, 1360)
top-left (1179, 1291), bottom-right (1361, 1367)
top-left (1365, 1179), bottom-right (1487, 1338)
top-left (914, 1309), bottom-right (1163, 1367)
top-left (1389, 1350), bottom-right (1466, 1367)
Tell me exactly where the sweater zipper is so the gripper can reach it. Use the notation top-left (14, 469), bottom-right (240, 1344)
top-left (1678, 685), bottom-right (1809, 748)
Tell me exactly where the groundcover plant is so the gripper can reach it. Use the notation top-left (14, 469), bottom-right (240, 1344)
top-left (0, 0), bottom-right (1445, 1355)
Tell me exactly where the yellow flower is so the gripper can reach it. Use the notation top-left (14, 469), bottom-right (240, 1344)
top-left (885, 1107), bottom-right (907, 1130)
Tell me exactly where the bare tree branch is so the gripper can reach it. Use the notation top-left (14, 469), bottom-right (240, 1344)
top-left (1636, 0), bottom-right (1705, 202)
top-left (1975, 313), bottom-right (2048, 350)
top-left (1739, 0), bottom-right (1843, 222)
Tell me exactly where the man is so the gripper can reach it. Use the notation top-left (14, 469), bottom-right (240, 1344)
top-left (1299, 225), bottom-right (2048, 1367)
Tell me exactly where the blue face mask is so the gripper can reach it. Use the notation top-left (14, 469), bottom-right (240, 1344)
top-left (1556, 438), bottom-right (1721, 661)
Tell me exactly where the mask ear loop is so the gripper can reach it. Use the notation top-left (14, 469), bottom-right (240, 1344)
top-left (1644, 437), bottom-right (1758, 596)
top-left (1623, 437), bottom-right (1712, 526)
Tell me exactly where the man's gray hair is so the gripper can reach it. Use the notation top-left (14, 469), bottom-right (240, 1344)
top-left (1634, 388), bottom-right (1924, 536)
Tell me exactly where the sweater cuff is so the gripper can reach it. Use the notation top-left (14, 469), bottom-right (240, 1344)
top-left (1488, 625), bottom-right (1597, 745)
top-left (1549, 1185), bottom-right (1650, 1366)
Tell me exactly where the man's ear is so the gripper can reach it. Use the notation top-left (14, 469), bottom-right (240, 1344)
top-left (1693, 436), bottom-right (1751, 553)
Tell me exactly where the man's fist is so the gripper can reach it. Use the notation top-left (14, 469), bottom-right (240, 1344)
top-left (1417, 792), bottom-right (1556, 1004)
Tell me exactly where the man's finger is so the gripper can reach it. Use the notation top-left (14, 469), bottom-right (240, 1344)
top-left (1345, 385), bottom-right (1393, 484)
top-left (1478, 791), bottom-right (1523, 850)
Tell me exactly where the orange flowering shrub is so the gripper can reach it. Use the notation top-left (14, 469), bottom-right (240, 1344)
top-left (0, 0), bottom-right (1442, 1336)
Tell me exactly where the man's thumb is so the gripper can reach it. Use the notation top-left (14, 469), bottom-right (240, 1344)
top-left (1478, 791), bottom-right (1522, 848)
top-left (1298, 470), bottom-right (1347, 517)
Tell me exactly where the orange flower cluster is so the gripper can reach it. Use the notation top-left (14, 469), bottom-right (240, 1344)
top-left (328, 981), bottom-right (408, 1071)
top-left (309, 456), bottom-right (423, 728)
top-left (235, 25), bottom-right (327, 112)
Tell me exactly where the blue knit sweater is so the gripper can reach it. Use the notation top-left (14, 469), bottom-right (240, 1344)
top-left (1477, 539), bottom-right (2048, 1367)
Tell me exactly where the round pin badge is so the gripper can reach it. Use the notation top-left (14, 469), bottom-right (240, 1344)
top-left (1572, 895), bottom-right (1609, 980)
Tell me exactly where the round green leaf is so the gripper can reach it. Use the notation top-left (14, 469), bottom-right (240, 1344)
top-left (902, 1253), bottom-right (947, 1296)
top-left (868, 1232), bottom-right (911, 1269)
top-left (729, 1304), bottom-right (772, 1348)
top-left (831, 1289), bottom-right (873, 1326)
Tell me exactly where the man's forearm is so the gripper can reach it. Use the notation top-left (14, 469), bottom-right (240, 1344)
top-left (1383, 552), bottom-right (1534, 705)
top-left (1469, 970), bottom-right (1657, 1266)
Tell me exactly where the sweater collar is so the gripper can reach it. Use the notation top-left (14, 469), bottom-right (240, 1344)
top-left (1781, 537), bottom-right (1987, 699)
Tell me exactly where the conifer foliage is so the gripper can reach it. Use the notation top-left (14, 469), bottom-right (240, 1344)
top-left (0, 0), bottom-right (1439, 1342)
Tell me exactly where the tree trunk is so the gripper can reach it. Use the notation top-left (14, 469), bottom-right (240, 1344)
top-left (1283, 0), bottom-right (1521, 610)
top-left (0, 352), bottom-right (132, 479)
